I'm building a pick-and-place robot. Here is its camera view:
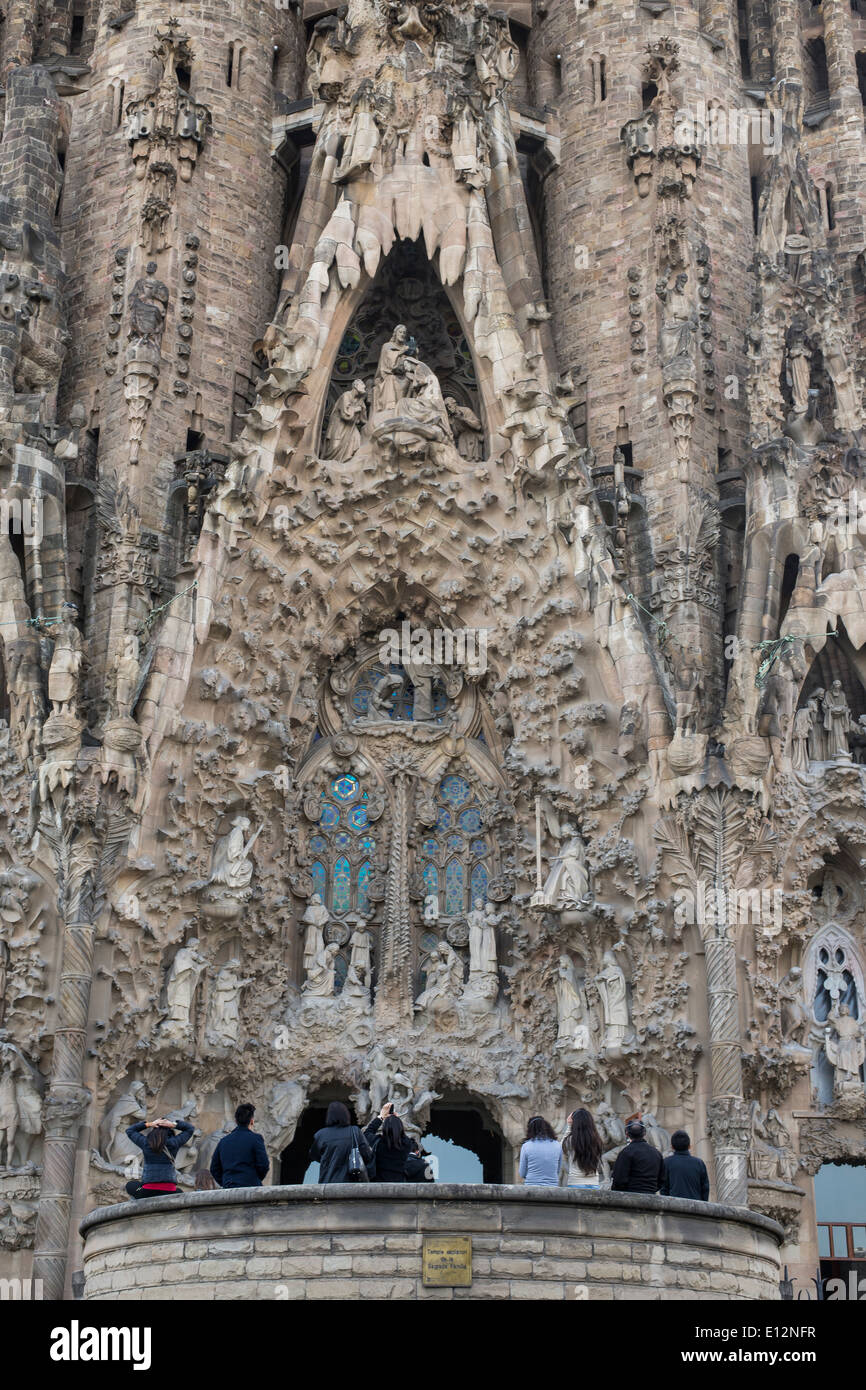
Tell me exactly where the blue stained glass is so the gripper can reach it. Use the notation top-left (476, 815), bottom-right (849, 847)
top-left (357, 862), bottom-right (371, 913)
top-left (311, 862), bottom-right (327, 899)
top-left (440, 776), bottom-right (471, 807)
top-left (470, 862), bottom-right (488, 904)
top-left (422, 838), bottom-right (438, 857)
top-left (422, 863), bottom-right (438, 896)
top-left (310, 835), bottom-right (327, 854)
top-left (445, 860), bottom-right (464, 915)
top-left (333, 856), bottom-right (351, 912)
top-left (333, 775), bottom-right (359, 801)
top-left (359, 836), bottom-right (376, 854)
top-left (458, 807), bottom-right (481, 833)
top-left (320, 803), bottom-right (339, 828)
top-left (446, 834), bottom-right (463, 852)
top-left (436, 808), bottom-right (451, 830)
top-left (335, 831), bottom-right (352, 850)
top-left (471, 839), bottom-right (487, 858)
top-left (348, 804), bottom-right (368, 830)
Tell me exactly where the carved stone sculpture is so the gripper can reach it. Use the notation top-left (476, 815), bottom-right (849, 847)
top-left (159, 939), bottom-right (207, 1043)
top-left (824, 1005), bottom-right (866, 1095)
top-left (205, 959), bottom-right (252, 1049)
top-left (593, 951), bottom-right (631, 1053)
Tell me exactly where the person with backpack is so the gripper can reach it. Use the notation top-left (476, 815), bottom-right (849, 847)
top-left (309, 1100), bottom-right (373, 1183)
top-left (364, 1102), bottom-right (414, 1182)
top-left (124, 1115), bottom-right (195, 1199)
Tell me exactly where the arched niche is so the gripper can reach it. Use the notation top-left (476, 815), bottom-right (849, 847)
top-left (319, 236), bottom-right (483, 451)
top-left (290, 235), bottom-right (502, 459)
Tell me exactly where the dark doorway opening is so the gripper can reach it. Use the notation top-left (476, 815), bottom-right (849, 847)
top-left (425, 1104), bottom-right (505, 1183)
top-left (279, 1088), bottom-right (357, 1184)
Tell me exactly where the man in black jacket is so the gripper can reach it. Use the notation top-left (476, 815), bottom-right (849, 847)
top-left (210, 1103), bottom-right (270, 1188)
top-left (610, 1120), bottom-right (665, 1193)
top-left (661, 1130), bottom-right (710, 1201)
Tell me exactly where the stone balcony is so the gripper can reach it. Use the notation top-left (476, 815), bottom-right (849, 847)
top-left (80, 1184), bottom-right (783, 1301)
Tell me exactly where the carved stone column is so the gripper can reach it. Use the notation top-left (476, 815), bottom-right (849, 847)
top-left (705, 923), bottom-right (750, 1206)
top-left (376, 757), bottom-right (415, 1027)
top-left (32, 915), bottom-right (94, 1299)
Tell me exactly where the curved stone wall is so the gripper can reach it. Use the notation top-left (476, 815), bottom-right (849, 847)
top-left (80, 1184), bottom-right (783, 1301)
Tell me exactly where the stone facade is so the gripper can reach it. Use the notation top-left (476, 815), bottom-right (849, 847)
top-left (79, 1185), bottom-right (783, 1301)
top-left (0, 0), bottom-right (863, 1303)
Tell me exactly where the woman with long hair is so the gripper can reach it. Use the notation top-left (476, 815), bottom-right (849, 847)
top-left (561, 1108), bottom-right (604, 1188)
top-left (124, 1115), bottom-right (195, 1199)
top-left (309, 1100), bottom-right (373, 1184)
top-left (364, 1102), bottom-right (414, 1182)
top-left (518, 1115), bottom-right (563, 1186)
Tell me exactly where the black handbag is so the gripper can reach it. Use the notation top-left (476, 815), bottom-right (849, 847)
top-left (346, 1127), bottom-right (369, 1182)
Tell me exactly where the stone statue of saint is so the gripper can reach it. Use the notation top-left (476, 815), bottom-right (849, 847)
top-left (206, 958), bottom-right (252, 1048)
top-left (785, 317), bottom-right (811, 417)
top-left (45, 604), bottom-right (84, 716)
top-left (342, 921), bottom-right (373, 1003)
top-left (372, 325), bottom-right (414, 414)
top-left (261, 1075), bottom-right (310, 1150)
top-left (416, 942), bottom-right (463, 1014)
top-left (209, 816), bottom-right (260, 892)
top-left (467, 899), bottom-right (499, 980)
top-left (304, 941), bottom-right (339, 997)
top-left (824, 1004), bottom-right (866, 1090)
top-left (5, 628), bottom-right (44, 761)
top-left (161, 938), bottom-right (208, 1041)
top-left (656, 271), bottom-right (697, 367)
top-left (593, 950), bottom-right (630, 1051)
top-left (778, 967), bottom-right (810, 1047)
top-left (748, 1101), bottom-right (799, 1184)
top-left (791, 701), bottom-right (816, 772)
top-left (98, 1079), bottom-right (147, 1169)
top-left (823, 680), bottom-right (852, 760)
top-left (301, 893), bottom-right (330, 980)
top-left (0, 1042), bottom-right (42, 1169)
top-left (423, 893), bottom-right (439, 925)
top-left (324, 379), bottom-right (367, 462)
top-left (808, 689), bottom-right (826, 761)
top-left (554, 955), bottom-right (589, 1049)
top-left (128, 270), bottom-right (169, 348)
top-left (404, 656), bottom-right (437, 722)
top-left (540, 825), bottom-right (590, 908)
top-left (444, 397), bottom-right (484, 460)
top-left (111, 632), bottom-right (141, 720)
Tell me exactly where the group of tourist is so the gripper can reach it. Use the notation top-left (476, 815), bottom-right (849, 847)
top-left (122, 1103), bottom-right (710, 1199)
top-left (519, 1110), bottom-right (710, 1200)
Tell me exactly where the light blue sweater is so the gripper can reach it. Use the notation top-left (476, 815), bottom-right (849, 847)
top-left (519, 1137), bottom-right (563, 1186)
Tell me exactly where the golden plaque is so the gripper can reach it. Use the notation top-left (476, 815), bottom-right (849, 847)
top-left (422, 1235), bottom-right (473, 1287)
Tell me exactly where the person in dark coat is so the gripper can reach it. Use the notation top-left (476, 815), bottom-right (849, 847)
top-left (210, 1103), bottom-right (270, 1189)
top-left (610, 1120), bottom-right (665, 1194)
top-left (309, 1100), bottom-right (373, 1183)
top-left (125, 1116), bottom-right (195, 1199)
top-left (661, 1130), bottom-right (710, 1201)
top-left (364, 1103), bottom-right (414, 1182)
top-left (404, 1141), bottom-right (435, 1183)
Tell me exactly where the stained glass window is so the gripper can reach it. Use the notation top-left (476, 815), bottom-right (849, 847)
top-left (414, 773), bottom-right (494, 917)
top-left (310, 774), bottom-right (375, 915)
top-left (445, 860), bottom-right (465, 915)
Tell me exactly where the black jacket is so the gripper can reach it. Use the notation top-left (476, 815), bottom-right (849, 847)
top-left (309, 1124), bottom-right (374, 1184)
top-left (611, 1139), bottom-right (665, 1194)
top-left (404, 1152), bottom-right (435, 1182)
top-left (210, 1125), bottom-right (270, 1188)
top-left (126, 1120), bottom-right (195, 1185)
top-left (364, 1117), bottom-right (414, 1182)
top-left (661, 1150), bottom-right (710, 1202)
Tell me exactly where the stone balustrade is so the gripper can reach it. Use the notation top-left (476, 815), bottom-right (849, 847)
top-left (80, 1184), bottom-right (783, 1301)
